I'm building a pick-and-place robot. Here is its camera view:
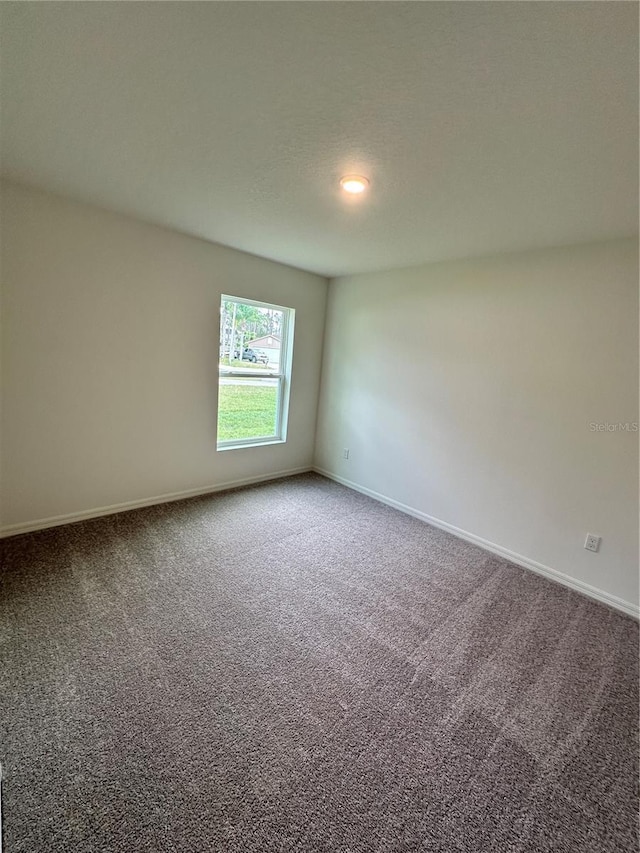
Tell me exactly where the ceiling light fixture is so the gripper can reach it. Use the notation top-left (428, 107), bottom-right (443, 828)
top-left (340, 175), bottom-right (369, 194)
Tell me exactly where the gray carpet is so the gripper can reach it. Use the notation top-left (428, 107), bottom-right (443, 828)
top-left (0, 473), bottom-right (638, 852)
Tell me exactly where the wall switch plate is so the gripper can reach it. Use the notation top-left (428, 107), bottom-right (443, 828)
top-left (343, 448), bottom-right (350, 459)
top-left (584, 534), bottom-right (601, 553)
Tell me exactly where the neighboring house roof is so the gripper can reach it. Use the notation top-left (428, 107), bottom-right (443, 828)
top-left (246, 335), bottom-right (281, 349)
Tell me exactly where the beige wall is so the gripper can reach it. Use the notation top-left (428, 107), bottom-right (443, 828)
top-left (315, 240), bottom-right (639, 611)
top-left (0, 181), bottom-right (328, 530)
top-left (2, 180), bottom-right (637, 613)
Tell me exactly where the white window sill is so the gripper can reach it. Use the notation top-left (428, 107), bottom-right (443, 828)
top-left (216, 438), bottom-right (286, 452)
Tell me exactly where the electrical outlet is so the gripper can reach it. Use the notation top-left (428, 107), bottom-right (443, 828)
top-left (343, 448), bottom-right (350, 460)
top-left (584, 534), bottom-right (601, 553)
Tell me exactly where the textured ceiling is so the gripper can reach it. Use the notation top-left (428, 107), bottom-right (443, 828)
top-left (1, 2), bottom-right (637, 277)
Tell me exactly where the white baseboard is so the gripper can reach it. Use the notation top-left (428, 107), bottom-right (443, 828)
top-left (0, 466), bottom-right (312, 539)
top-left (314, 467), bottom-right (639, 620)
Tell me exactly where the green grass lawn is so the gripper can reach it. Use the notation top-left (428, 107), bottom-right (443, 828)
top-left (217, 382), bottom-right (278, 441)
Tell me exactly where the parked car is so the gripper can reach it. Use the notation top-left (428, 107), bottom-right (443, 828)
top-left (234, 347), bottom-right (259, 363)
top-left (253, 349), bottom-right (269, 365)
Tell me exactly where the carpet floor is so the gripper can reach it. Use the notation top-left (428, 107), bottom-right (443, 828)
top-left (0, 473), bottom-right (638, 852)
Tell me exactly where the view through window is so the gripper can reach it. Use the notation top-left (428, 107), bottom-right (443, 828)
top-left (217, 296), bottom-right (294, 448)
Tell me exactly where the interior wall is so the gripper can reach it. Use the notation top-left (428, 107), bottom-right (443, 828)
top-left (315, 239), bottom-right (639, 610)
top-left (0, 180), bottom-right (328, 530)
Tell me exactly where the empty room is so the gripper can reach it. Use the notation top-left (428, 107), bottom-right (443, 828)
top-left (0, 3), bottom-right (638, 852)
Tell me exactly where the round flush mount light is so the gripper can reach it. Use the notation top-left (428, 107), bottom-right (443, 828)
top-left (340, 175), bottom-right (370, 194)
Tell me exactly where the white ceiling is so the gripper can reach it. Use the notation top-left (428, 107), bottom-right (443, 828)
top-left (1, 2), bottom-right (637, 277)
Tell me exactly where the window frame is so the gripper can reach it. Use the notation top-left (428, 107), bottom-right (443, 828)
top-left (216, 294), bottom-right (295, 451)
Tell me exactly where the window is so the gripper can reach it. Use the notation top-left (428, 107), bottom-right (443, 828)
top-left (217, 295), bottom-right (294, 450)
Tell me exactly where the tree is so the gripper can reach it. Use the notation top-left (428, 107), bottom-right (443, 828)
top-left (220, 300), bottom-right (283, 361)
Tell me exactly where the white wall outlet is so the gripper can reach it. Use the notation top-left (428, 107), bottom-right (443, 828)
top-left (584, 534), bottom-right (601, 553)
top-left (343, 448), bottom-right (350, 460)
